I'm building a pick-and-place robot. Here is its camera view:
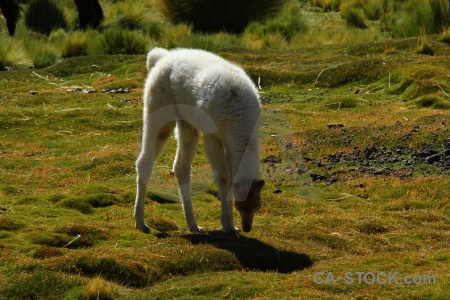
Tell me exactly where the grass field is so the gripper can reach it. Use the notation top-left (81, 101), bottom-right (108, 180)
top-left (1, 1), bottom-right (450, 299)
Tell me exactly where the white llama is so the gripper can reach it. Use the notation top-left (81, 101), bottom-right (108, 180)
top-left (134, 47), bottom-right (264, 234)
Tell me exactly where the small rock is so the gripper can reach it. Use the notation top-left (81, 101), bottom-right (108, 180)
top-left (297, 168), bottom-right (307, 175)
top-left (29, 91), bottom-right (38, 95)
top-left (102, 89), bottom-right (110, 93)
top-left (263, 155), bottom-right (282, 163)
top-left (413, 150), bottom-right (438, 158)
top-left (425, 154), bottom-right (441, 164)
top-left (327, 123), bottom-right (345, 129)
top-left (82, 89), bottom-right (97, 94)
top-left (273, 189), bottom-right (283, 194)
top-left (311, 173), bottom-right (327, 181)
top-left (327, 176), bottom-right (338, 184)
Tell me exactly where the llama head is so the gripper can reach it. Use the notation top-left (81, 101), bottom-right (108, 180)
top-left (233, 179), bottom-right (264, 232)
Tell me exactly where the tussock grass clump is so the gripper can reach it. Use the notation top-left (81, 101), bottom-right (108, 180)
top-left (147, 189), bottom-right (179, 204)
top-left (0, 39), bottom-right (30, 70)
top-left (72, 182), bottom-right (117, 196)
top-left (245, 9), bottom-right (307, 42)
top-left (33, 246), bottom-right (64, 259)
top-left (391, 0), bottom-right (449, 37)
top-left (415, 40), bottom-right (434, 56)
top-left (85, 193), bottom-right (119, 208)
top-left (57, 197), bottom-right (94, 214)
top-left (24, 0), bottom-right (68, 35)
top-left (309, 233), bottom-right (350, 250)
top-left (29, 232), bottom-right (68, 247)
top-left (148, 216), bottom-right (179, 232)
top-left (430, 0), bottom-right (450, 32)
top-left (184, 32), bottom-right (242, 51)
top-left (340, 6), bottom-right (367, 28)
top-left (439, 27), bottom-right (450, 43)
top-left (56, 256), bottom-right (150, 287)
top-left (48, 28), bottom-right (67, 44)
top-left (84, 276), bottom-right (119, 300)
top-left (56, 194), bottom-right (118, 215)
top-left (1, 186), bottom-right (19, 196)
top-left (0, 270), bottom-right (78, 300)
top-left (58, 224), bottom-right (109, 241)
top-left (0, 217), bottom-right (23, 231)
top-left (143, 20), bottom-right (166, 40)
top-left (357, 220), bottom-right (389, 235)
top-left (15, 196), bottom-right (41, 205)
top-left (417, 96), bottom-right (450, 109)
top-left (24, 39), bottom-right (60, 68)
top-left (61, 31), bottom-right (91, 58)
top-left (243, 2), bottom-right (307, 49)
top-left (48, 194), bottom-right (67, 203)
top-left (153, 0), bottom-right (288, 33)
top-left (310, 0), bottom-right (341, 12)
top-left (325, 98), bottom-right (358, 109)
top-left (88, 28), bottom-right (147, 55)
top-left (102, 1), bottom-right (145, 30)
top-left (159, 23), bottom-right (192, 49)
top-left (161, 245), bottom-right (242, 275)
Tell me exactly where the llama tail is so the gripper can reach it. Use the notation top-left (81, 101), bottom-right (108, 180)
top-left (146, 47), bottom-right (169, 70)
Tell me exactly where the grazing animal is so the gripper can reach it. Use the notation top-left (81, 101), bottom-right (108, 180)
top-left (134, 48), bottom-right (264, 234)
top-left (0, 0), bottom-right (22, 36)
top-left (73, 0), bottom-right (103, 29)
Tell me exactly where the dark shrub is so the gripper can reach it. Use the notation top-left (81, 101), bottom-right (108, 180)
top-left (24, 0), bottom-right (68, 35)
top-left (154, 0), bottom-right (288, 33)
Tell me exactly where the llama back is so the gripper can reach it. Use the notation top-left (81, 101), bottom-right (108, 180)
top-left (195, 62), bottom-right (260, 131)
top-left (144, 48), bottom-right (260, 137)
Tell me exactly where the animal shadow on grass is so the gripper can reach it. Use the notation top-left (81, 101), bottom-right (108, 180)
top-left (180, 231), bottom-right (313, 273)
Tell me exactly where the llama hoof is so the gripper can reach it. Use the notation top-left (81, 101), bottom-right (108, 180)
top-left (190, 225), bottom-right (203, 233)
top-left (222, 226), bottom-right (240, 234)
top-left (136, 223), bottom-right (150, 234)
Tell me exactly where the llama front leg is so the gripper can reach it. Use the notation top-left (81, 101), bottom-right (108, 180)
top-left (173, 121), bottom-right (202, 232)
top-left (204, 135), bottom-right (238, 233)
top-left (177, 183), bottom-right (202, 232)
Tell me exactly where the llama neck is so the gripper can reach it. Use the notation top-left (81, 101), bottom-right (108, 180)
top-left (230, 144), bottom-right (260, 182)
top-left (228, 119), bottom-right (261, 182)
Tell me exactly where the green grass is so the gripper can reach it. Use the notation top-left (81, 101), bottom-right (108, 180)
top-left (0, 36), bottom-right (449, 298)
top-left (3, 0), bottom-right (450, 69)
top-left (1, 1), bottom-right (450, 298)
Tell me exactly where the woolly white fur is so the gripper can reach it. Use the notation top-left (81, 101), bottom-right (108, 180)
top-left (135, 47), bottom-right (263, 233)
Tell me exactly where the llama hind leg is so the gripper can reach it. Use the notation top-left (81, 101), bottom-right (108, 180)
top-left (135, 122), bottom-right (174, 233)
top-left (204, 135), bottom-right (238, 233)
top-left (173, 121), bottom-right (201, 232)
